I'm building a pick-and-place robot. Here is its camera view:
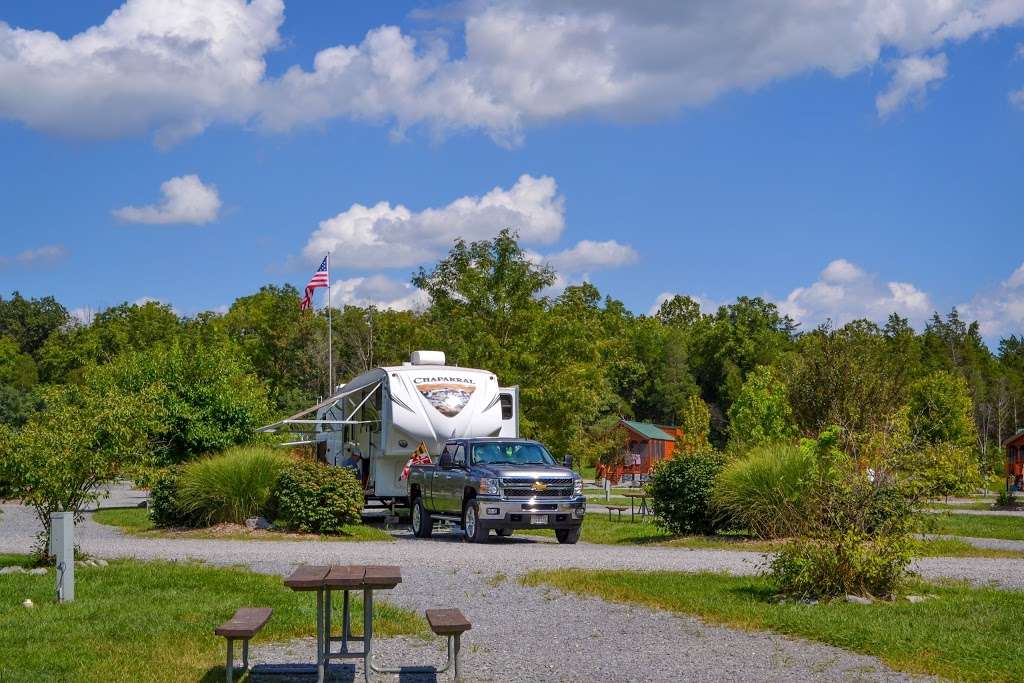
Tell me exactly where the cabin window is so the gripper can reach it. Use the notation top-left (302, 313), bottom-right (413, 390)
top-left (500, 393), bottom-right (514, 420)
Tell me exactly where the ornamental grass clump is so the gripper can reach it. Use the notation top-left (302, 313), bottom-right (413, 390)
top-left (175, 446), bottom-right (289, 526)
top-left (711, 443), bottom-right (815, 539)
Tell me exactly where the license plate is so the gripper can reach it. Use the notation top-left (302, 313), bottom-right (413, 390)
top-left (530, 514), bottom-right (548, 525)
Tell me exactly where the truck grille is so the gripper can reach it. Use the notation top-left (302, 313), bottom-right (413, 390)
top-left (501, 478), bottom-right (574, 498)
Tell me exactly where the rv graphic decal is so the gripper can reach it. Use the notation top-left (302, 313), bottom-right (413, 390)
top-left (415, 382), bottom-right (476, 417)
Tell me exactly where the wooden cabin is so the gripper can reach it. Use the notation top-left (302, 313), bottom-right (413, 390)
top-left (600, 420), bottom-right (683, 484)
top-left (1006, 429), bottom-right (1024, 491)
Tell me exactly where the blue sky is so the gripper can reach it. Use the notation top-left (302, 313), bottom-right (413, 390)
top-left (1, 1), bottom-right (1023, 339)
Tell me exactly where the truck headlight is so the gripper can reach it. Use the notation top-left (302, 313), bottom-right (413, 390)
top-left (573, 475), bottom-right (583, 496)
top-left (479, 477), bottom-right (499, 495)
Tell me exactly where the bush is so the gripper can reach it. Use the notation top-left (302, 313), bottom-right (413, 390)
top-left (176, 447), bottom-right (288, 526)
top-left (769, 530), bottom-right (914, 600)
top-left (712, 443), bottom-right (815, 538)
top-left (648, 450), bottom-right (725, 535)
top-left (769, 476), bottom-right (916, 599)
top-left (273, 459), bottom-right (363, 534)
top-left (148, 468), bottom-right (193, 528)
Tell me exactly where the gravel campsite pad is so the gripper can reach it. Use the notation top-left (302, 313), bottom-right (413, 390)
top-left (7, 488), bottom-right (1024, 681)
top-left (6, 498), bottom-right (1005, 682)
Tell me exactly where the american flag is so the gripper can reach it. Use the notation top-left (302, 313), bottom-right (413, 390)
top-left (301, 255), bottom-right (329, 310)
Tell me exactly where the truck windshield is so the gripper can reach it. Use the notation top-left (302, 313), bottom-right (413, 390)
top-left (471, 442), bottom-right (555, 466)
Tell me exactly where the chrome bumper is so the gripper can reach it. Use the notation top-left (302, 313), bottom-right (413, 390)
top-left (476, 496), bottom-right (586, 528)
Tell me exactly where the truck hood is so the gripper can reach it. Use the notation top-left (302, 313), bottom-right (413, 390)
top-left (474, 464), bottom-right (576, 479)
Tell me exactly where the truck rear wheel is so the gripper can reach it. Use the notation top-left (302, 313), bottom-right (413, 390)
top-left (555, 527), bottom-right (581, 544)
top-left (462, 501), bottom-right (488, 543)
top-left (411, 497), bottom-right (432, 538)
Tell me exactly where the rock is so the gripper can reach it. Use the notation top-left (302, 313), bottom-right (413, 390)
top-left (95, 559), bottom-right (109, 567)
top-left (0, 566), bottom-right (25, 575)
top-left (245, 516), bottom-right (271, 530)
top-left (800, 599), bottom-right (818, 606)
top-left (22, 599), bottom-right (34, 609)
top-left (75, 561), bottom-right (85, 568)
top-left (906, 595), bottom-right (927, 604)
top-left (84, 560), bottom-right (98, 567)
top-left (27, 567), bottom-right (47, 576)
top-left (845, 594), bottom-right (873, 605)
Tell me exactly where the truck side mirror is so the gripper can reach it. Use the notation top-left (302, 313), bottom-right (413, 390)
top-left (563, 455), bottom-right (573, 469)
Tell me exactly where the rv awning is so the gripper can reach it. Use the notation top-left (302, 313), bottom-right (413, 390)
top-left (257, 381), bottom-right (382, 433)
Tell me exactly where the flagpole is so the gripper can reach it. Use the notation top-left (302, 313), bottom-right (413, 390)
top-left (327, 251), bottom-right (334, 393)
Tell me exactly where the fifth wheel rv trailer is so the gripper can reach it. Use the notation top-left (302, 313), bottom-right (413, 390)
top-left (258, 350), bottom-right (519, 504)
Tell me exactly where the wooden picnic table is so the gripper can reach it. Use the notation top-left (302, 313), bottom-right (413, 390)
top-left (622, 490), bottom-right (651, 521)
top-left (284, 564), bottom-right (401, 683)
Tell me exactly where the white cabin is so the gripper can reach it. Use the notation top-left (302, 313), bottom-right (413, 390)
top-left (259, 351), bottom-right (519, 501)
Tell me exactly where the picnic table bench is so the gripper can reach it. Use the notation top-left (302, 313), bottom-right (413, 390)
top-left (215, 607), bottom-right (273, 683)
top-left (605, 505), bottom-right (628, 521)
top-left (283, 564), bottom-right (469, 682)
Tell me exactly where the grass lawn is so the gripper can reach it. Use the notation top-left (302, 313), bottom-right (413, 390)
top-left (927, 512), bottom-right (1024, 541)
top-left (523, 514), bottom-right (1024, 558)
top-left (0, 553), bottom-right (35, 568)
top-left (523, 569), bottom-right (1024, 682)
top-left (0, 556), bottom-right (425, 682)
top-left (91, 507), bottom-right (394, 542)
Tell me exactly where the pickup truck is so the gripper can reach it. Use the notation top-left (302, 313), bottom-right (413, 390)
top-left (406, 437), bottom-right (586, 544)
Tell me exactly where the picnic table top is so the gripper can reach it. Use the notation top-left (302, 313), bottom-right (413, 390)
top-left (284, 564), bottom-right (402, 591)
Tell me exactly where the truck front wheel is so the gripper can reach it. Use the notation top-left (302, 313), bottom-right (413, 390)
top-left (411, 497), bottom-right (433, 538)
top-left (462, 501), bottom-right (488, 543)
top-left (555, 527), bottom-right (581, 544)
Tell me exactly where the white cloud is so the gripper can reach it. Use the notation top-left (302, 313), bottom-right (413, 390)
top-left (778, 258), bottom-right (933, 327)
top-left (959, 261), bottom-right (1024, 338)
top-left (1010, 88), bottom-right (1024, 110)
top-left (69, 307), bottom-right (95, 325)
top-left (0, 244), bottom-right (67, 268)
top-left (2, 1), bottom-right (1021, 146)
top-left (113, 175), bottom-right (221, 225)
top-left (304, 174), bottom-right (564, 268)
top-left (329, 275), bottom-right (428, 311)
top-left (875, 53), bottom-right (948, 118)
top-left (539, 240), bottom-right (638, 273)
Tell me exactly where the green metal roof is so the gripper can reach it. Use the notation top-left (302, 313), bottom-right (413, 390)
top-left (620, 420), bottom-right (674, 441)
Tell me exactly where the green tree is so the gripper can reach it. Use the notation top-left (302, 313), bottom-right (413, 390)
top-left (727, 365), bottom-right (796, 450)
top-left (0, 381), bottom-right (160, 555)
top-left (0, 292), bottom-right (69, 358)
top-left (907, 370), bottom-right (977, 448)
top-left (96, 339), bottom-right (271, 465)
top-left (676, 395), bottom-right (712, 455)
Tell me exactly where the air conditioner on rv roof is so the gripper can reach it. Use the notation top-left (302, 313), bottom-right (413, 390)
top-left (410, 350), bottom-right (446, 366)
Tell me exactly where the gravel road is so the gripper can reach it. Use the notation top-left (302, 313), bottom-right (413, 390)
top-left (3, 497), bottom-right (1015, 682)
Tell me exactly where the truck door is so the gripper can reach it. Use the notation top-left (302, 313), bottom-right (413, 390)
top-left (447, 444), bottom-right (469, 514)
top-left (432, 442), bottom-right (457, 512)
top-left (498, 386), bottom-right (519, 437)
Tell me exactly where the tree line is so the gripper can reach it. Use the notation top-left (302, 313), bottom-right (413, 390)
top-left (2, 230), bottom-right (1022, 485)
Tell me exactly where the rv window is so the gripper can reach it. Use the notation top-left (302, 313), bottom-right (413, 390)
top-left (500, 393), bottom-right (514, 420)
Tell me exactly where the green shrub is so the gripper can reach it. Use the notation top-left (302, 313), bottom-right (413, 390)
top-left (148, 467), bottom-right (192, 528)
top-left (273, 459), bottom-right (363, 533)
top-left (769, 476), bottom-right (916, 599)
top-left (648, 450), bottom-right (725, 535)
top-left (712, 443), bottom-right (815, 538)
top-left (176, 446), bottom-right (288, 526)
top-left (769, 530), bottom-right (914, 599)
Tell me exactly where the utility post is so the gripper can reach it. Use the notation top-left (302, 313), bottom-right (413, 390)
top-left (49, 512), bottom-right (74, 603)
